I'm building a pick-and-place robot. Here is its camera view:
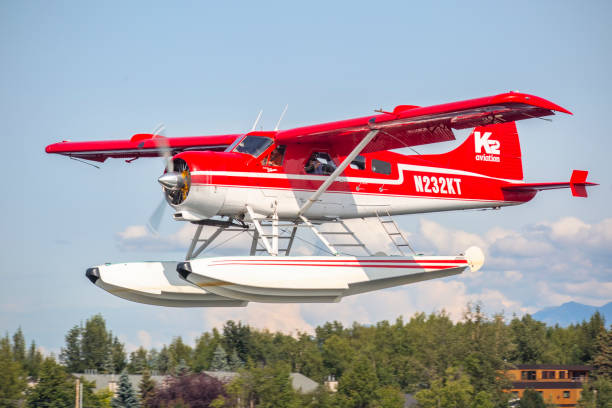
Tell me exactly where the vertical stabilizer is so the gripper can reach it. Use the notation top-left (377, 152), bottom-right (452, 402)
top-left (417, 121), bottom-right (523, 181)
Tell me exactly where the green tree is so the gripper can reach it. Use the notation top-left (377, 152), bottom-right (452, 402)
top-left (518, 389), bottom-right (546, 408)
top-left (415, 367), bottom-right (477, 408)
top-left (167, 337), bottom-right (192, 373)
top-left (210, 344), bottom-right (229, 371)
top-left (110, 336), bottom-right (127, 374)
top-left (11, 328), bottom-right (26, 367)
top-left (103, 348), bottom-right (115, 375)
top-left (458, 307), bottom-right (513, 405)
top-left (578, 376), bottom-right (612, 408)
top-left (321, 334), bottom-right (355, 378)
top-left (0, 334), bottom-right (27, 407)
top-left (25, 341), bottom-right (43, 379)
top-left (138, 368), bottom-right (156, 406)
top-left (257, 363), bottom-right (298, 408)
top-left (472, 391), bottom-right (495, 408)
top-left (80, 376), bottom-right (111, 408)
top-left (579, 312), bottom-right (606, 364)
top-left (372, 385), bottom-right (404, 408)
top-left (26, 357), bottom-right (74, 408)
top-left (337, 355), bottom-right (379, 408)
top-left (110, 371), bottom-right (138, 408)
top-left (127, 347), bottom-right (149, 374)
top-left (593, 327), bottom-right (612, 380)
top-left (510, 314), bottom-right (547, 363)
top-left (61, 325), bottom-right (83, 373)
top-left (223, 321), bottom-right (253, 362)
top-left (155, 346), bottom-right (171, 374)
top-left (82, 315), bottom-right (110, 372)
top-left (228, 349), bottom-right (244, 371)
top-left (192, 330), bottom-right (221, 372)
top-left (226, 362), bottom-right (298, 408)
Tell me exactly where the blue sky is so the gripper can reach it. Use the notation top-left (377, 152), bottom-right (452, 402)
top-left (1, 1), bottom-right (610, 353)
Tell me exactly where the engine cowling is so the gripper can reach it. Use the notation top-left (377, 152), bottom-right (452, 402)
top-left (167, 151), bottom-right (229, 219)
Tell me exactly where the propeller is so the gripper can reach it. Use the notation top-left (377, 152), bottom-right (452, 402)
top-left (151, 123), bottom-right (173, 172)
top-left (147, 123), bottom-right (173, 234)
top-left (146, 123), bottom-right (194, 234)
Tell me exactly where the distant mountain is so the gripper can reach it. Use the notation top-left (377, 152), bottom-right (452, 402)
top-left (532, 301), bottom-right (612, 327)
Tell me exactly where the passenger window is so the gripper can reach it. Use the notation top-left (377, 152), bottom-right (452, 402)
top-left (372, 159), bottom-right (391, 175)
top-left (350, 155), bottom-right (366, 170)
top-left (304, 152), bottom-right (337, 175)
top-left (263, 145), bottom-right (286, 167)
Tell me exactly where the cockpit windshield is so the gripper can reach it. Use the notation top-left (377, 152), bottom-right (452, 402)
top-left (233, 136), bottom-right (273, 157)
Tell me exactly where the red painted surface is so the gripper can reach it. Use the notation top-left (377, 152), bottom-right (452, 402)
top-left (45, 92), bottom-right (592, 207)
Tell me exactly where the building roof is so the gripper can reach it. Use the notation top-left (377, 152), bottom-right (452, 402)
top-left (74, 371), bottom-right (318, 394)
top-left (511, 381), bottom-right (584, 390)
top-left (290, 373), bottom-right (319, 394)
top-left (513, 364), bottom-right (593, 370)
top-left (404, 394), bottom-right (418, 407)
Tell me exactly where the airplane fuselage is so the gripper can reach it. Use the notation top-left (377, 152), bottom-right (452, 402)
top-left (171, 143), bottom-right (536, 222)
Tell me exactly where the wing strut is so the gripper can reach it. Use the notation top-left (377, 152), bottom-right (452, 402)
top-left (298, 129), bottom-right (380, 216)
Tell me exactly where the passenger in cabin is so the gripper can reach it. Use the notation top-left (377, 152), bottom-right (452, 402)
top-left (269, 150), bottom-right (282, 166)
top-left (305, 158), bottom-right (324, 174)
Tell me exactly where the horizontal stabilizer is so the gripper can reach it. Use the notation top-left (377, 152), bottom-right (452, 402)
top-left (502, 170), bottom-right (597, 198)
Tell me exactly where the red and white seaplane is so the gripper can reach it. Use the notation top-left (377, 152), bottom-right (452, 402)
top-left (46, 92), bottom-right (596, 307)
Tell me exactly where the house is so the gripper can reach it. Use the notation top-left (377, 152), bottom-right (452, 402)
top-left (506, 364), bottom-right (593, 407)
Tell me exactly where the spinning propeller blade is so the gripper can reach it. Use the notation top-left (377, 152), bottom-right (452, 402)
top-left (147, 198), bottom-right (167, 235)
top-left (151, 123), bottom-right (174, 172)
top-left (146, 123), bottom-right (172, 234)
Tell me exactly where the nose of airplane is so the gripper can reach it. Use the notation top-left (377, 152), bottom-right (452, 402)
top-left (85, 267), bottom-right (100, 284)
top-left (158, 172), bottom-right (185, 190)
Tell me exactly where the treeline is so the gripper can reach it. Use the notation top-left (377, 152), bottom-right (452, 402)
top-left (1, 304), bottom-right (611, 407)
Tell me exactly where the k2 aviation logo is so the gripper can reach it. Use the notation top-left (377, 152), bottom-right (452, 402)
top-left (474, 131), bottom-right (500, 162)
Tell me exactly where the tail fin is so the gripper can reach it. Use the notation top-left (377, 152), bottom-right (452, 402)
top-left (417, 121), bottom-right (523, 180)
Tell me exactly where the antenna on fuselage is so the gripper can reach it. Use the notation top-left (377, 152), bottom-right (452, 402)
top-left (274, 104), bottom-right (289, 131)
top-left (251, 110), bottom-right (263, 132)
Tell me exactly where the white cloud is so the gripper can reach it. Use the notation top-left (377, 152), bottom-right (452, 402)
top-left (138, 330), bottom-right (152, 350)
top-left (559, 280), bottom-right (612, 299)
top-left (541, 217), bottom-right (612, 251)
top-left (115, 223), bottom-right (253, 254)
top-left (418, 219), bottom-right (487, 254)
top-left (504, 270), bottom-right (523, 282)
top-left (302, 278), bottom-right (530, 325)
top-left (490, 233), bottom-right (555, 257)
top-left (202, 304), bottom-right (315, 336)
top-left (549, 217), bottom-right (591, 240)
top-left (118, 225), bottom-right (149, 240)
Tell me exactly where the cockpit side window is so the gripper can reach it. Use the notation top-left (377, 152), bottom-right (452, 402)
top-left (233, 136), bottom-right (273, 157)
top-left (263, 145), bottom-right (286, 167)
top-left (225, 135), bottom-right (243, 152)
top-left (304, 152), bottom-right (337, 175)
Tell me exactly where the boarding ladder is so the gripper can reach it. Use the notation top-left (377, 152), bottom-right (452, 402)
top-left (315, 218), bottom-right (372, 256)
top-left (376, 209), bottom-right (416, 256)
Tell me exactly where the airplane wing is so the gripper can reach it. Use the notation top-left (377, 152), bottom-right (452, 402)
top-left (45, 92), bottom-right (570, 161)
top-left (45, 133), bottom-right (240, 162)
top-left (502, 170), bottom-right (598, 197)
top-left (275, 92), bottom-right (571, 155)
